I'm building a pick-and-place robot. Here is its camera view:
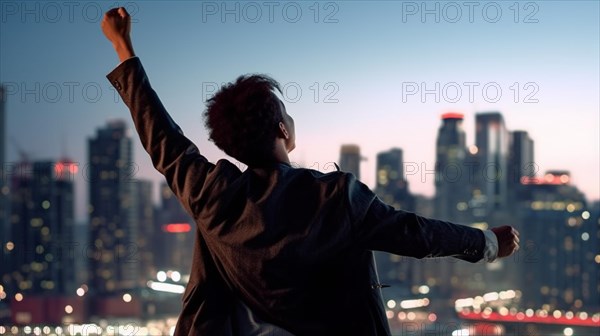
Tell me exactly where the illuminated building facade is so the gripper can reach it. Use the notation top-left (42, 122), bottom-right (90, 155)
top-left (87, 120), bottom-right (138, 295)
top-left (5, 160), bottom-right (76, 296)
top-left (516, 171), bottom-right (594, 310)
top-left (132, 179), bottom-right (155, 285)
top-left (376, 148), bottom-right (414, 211)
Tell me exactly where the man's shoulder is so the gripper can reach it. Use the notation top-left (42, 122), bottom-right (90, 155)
top-left (286, 165), bottom-right (354, 184)
top-left (202, 158), bottom-right (243, 189)
top-left (285, 166), bottom-right (372, 199)
top-left (214, 158), bottom-right (244, 174)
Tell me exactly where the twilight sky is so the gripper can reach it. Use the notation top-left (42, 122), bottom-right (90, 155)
top-left (1, 1), bottom-right (598, 221)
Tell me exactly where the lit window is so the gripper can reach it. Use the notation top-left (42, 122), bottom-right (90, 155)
top-left (581, 211), bottom-right (590, 220)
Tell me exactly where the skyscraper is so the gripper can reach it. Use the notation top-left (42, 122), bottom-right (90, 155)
top-left (88, 120), bottom-right (137, 295)
top-left (375, 148), bottom-right (413, 211)
top-left (434, 112), bottom-right (470, 222)
top-left (508, 131), bottom-right (535, 210)
top-left (509, 131), bottom-right (538, 183)
top-left (509, 131), bottom-right (535, 183)
top-left (474, 112), bottom-right (510, 216)
top-left (132, 179), bottom-right (155, 284)
top-left (6, 160), bottom-right (75, 296)
top-left (516, 171), bottom-right (590, 310)
top-left (339, 144), bottom-right (361, 179)
top-left (0, 85), bottom-right (7, 248)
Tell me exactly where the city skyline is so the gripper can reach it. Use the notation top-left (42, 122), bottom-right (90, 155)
top-left (2, 110), bottom-right (597, 329)
top-left (1, 106), bottom-right (598, 222)
top-left (1, 1), bottom-right (598, 221)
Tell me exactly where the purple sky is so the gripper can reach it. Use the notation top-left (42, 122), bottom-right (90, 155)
top-left (1, 1), bottom-right (598, 221)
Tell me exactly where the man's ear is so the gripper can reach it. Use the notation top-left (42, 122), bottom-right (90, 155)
top-left (278, 122), bottom-right (290, 139)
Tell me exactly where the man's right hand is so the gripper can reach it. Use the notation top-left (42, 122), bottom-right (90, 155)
top-left (101, 7), bottom-right (135, 63)
top-left (491, 226), bottom-right (520, 258)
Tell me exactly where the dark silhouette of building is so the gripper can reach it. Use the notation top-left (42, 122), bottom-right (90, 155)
top-left (584, 201), bottom-right (600, 310)
top-left (132, 179), bottom-right (155, 285)
top-left (0, 86), bottom-right (8, 311)
top-left (508, 131), bottom-right (535, 210)
top-left (434, 112), bottom-right (471, 223)
top-left (515, 171), bottom-right (594, 311)
top-left (0, 85), bottom-right (7, 255)
top-left (5, 160), bottom-right (76, 296)
top-left (509, 131), bottom-right (535, 183)
top-left (474, 112), bottom-right (509, 217)
top-left (87, 120), bottom-right (138, 296)
top-left (339, 144), bottom-right (362, 179)
top-left (375, 148), bottom-right (414, 211)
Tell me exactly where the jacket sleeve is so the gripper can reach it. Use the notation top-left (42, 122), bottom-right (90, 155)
top-left (350, 181), bottom-right (486, 263)
top-left (106, 57), bottom-right (215, 213)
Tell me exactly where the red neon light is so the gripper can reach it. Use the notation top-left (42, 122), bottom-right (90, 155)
top-left (442, 112), bottom-right (464, 120)
top-left (521, 175), bottom-right (568, 185)
top-left (55, 162), bottom-right (79, 176)
top-left (459, 311), bottom-right (599, 327)
top-left (163, 223), bottom-right (191, 233)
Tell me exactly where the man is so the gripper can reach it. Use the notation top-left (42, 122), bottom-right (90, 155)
top-left (101, 7), bottom-right (519, 336)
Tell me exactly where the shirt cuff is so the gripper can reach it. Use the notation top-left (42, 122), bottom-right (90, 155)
top-left (482, 230), bottom-right (499, 262)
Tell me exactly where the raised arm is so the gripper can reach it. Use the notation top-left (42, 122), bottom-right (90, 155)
top-left (101, 8), bottom-right (216, 213)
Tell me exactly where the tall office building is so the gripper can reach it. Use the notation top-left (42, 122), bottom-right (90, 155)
top-left (88, 120), bottom-right (137, 295)
top-left (375, 148), bottom-right (414, 211)
top-left (339, 144), bottom-right (361, 179)
top-left (474, 112), bottom-right (510, 217)
top-left (0, 86), bottom-right (7, 248)
top-left (508, 131), bottom-right (535, 210)
top-left (434, 113), bottom-right (470, 222)
top-left (132, 179), bottom-right (155, 284)
top-left (509, 131), bottom-right (535, 183)
top-left (584, 201), bottom-right (600, 310)
top-left (5, 160), bottom-right (75, 296)
top-left (515, 171), bottom-right (591, 310)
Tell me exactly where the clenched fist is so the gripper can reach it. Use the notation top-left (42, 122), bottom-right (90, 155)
top-left (491, 225), bottom-right (520, 258)
top-left (101, 7), bottom-right (135, 62)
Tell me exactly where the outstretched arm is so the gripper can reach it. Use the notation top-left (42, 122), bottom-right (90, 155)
top-left (348, 177), bottom-right (519, 262)
top-left (101, 8), bottom-right (217, 214)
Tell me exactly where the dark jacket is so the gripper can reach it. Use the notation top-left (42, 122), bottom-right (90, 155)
top-left (107, 57), bottom-right (486, 336)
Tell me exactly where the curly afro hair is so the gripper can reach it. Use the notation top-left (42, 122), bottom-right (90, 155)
top-left (203, 74), bottom-right (284, 166)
